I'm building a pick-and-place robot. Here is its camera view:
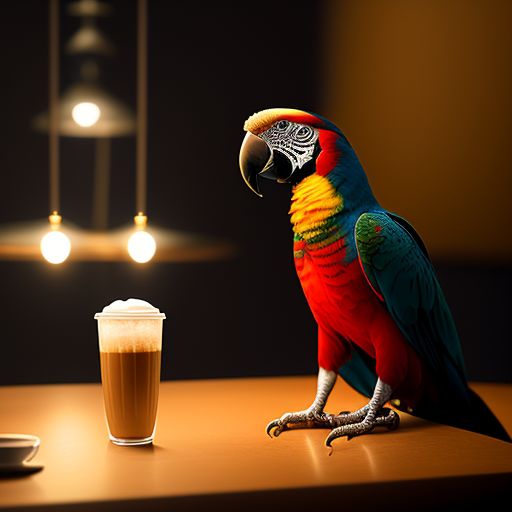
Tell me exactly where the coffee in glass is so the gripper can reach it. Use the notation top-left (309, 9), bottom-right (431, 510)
top-left (95, 299), bottom-right (165, 446)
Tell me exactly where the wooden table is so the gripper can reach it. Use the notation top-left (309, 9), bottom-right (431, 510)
top-left (0, 377), bottom-right (511, 511)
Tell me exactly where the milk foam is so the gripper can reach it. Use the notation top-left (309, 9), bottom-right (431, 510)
top-left (101, 298), bottom-right (163, 316)
top-left (95, 299), bottom-right (165, 352)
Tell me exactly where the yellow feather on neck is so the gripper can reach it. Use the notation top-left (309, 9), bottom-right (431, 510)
top-left (289, 174), bottom-right (343, 240)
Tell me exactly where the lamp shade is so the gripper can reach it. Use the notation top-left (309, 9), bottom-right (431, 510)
top-left (32, 81), bottom-right (135, 138)
top-left (68, 0), bottom-right (113, 18)
top-left (65, 22), bottom-right (115, 56)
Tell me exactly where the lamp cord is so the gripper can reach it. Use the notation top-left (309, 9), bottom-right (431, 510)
top-left (136, 0), bottom-right (148, 215)
top-left (49, 0), bottom-right (60, 215)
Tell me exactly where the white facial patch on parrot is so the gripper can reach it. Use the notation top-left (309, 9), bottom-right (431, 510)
top-left (259, 120), bottom-right (319, 174)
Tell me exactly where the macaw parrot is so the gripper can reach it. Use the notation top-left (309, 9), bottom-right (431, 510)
top-left (238, 107), bottom-right (510, 448)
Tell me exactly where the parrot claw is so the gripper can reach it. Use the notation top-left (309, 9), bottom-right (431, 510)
top-left (325, 420), bottom-right (376, 447)
top-left (266, 419), bottom-right (281, 438)
top-left (325, 408), bottom-right (400, 448)
top-left (265, 408), bottom-right (337, 438)
top-left (383, 408), bottom-right (401, 431)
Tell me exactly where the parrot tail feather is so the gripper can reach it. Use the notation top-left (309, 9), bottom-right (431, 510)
top-left (463, 388), bottom-right (511, 443)
top-left (413, 386), bottom-right (511, 443)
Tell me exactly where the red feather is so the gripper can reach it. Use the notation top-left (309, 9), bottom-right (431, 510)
top-left (295, 240), bottom-right (426, 403)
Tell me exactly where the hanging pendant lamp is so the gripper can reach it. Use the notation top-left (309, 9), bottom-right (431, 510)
top-left (127, 0), bottom-right (156, 264)
top-left (32, 1), bottom-right (134, 139)
top-left (0, 0), bottom-right (233, 264)
top-left (40, 0), bottom-right (71, 265)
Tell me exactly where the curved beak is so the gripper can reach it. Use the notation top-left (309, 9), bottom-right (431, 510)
top-left (239, 132), bottom-right (273, 197)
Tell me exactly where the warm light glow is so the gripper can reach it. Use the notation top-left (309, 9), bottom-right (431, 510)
top-left (127, 230), bottom-right (156, 263)
top-left (71, 102), bottom-right (101, 127)
top-left (40, 231), bottom-right (71, 264)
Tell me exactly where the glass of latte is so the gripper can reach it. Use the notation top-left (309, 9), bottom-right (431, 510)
top-left (95, 299), bottom-right (166, 446)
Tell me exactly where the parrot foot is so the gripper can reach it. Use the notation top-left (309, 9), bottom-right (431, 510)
top-left (266, 407), bottom-right (338, 438)
top-left (267, 367), bottom-right (339, 438)
top-left (334, 405), bottom-right (370, 425)
top-left (326, 408), bottom-right (400, 447)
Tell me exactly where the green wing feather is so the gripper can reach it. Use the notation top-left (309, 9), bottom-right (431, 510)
top-left (355, 212), bottom-right (466, 382)
top-left (353, 212), bottom-right (512, 442)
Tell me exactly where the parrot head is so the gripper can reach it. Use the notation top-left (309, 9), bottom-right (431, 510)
top-left (239, 108), bottom-right (345, 197)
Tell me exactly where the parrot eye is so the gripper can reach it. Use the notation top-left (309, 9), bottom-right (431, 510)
top-left (276, 120), bottom-right (289, 131)
top-left (296, 125), bottom-right (314, 141)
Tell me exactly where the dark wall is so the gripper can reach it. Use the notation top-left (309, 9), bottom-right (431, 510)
top-left (0, 0), bottom-right (322, 385)
top-left (0, 1), bottom-right (510, 385)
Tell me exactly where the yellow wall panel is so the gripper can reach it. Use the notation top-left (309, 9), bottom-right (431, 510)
top-left (323, 0), bottom-right (512, 261)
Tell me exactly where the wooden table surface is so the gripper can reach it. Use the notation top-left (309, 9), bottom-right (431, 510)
top-left (0, 377), bottom-right (511, 511)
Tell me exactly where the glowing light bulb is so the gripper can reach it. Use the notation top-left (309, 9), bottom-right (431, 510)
top-left (41, 231), bottom-right (71, 264)
top-left (40, 212), bottom-right (71, 264)
top-left (71, 102), bottom-right (101, 127)
top-left (128, 230), bottom-right (156, 263)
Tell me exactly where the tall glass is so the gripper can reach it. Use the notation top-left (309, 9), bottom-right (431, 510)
top-left (95, 300), bottom-right (165, 446)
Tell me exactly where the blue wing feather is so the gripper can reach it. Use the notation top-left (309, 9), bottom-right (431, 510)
top-left (355, 212), bottom-right (466, 381)
top-left (354, 214), bottom-right (511, 442)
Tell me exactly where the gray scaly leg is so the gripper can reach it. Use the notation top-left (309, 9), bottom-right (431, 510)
top-left (266, 367), bottom-right (338, 437)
